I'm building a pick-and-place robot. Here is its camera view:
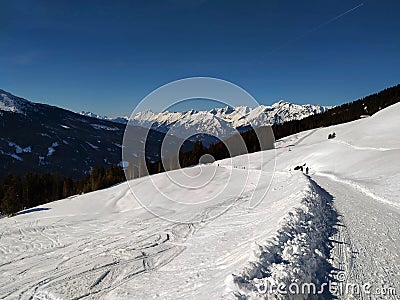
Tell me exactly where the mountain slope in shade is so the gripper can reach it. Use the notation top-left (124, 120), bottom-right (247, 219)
top-left (0, 90), bottom-right (191, 179)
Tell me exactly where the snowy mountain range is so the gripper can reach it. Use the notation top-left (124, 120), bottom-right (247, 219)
top-left (80, 101), bottom-right (330, 143)
top-left (0, 88), bottom-right (329, 178)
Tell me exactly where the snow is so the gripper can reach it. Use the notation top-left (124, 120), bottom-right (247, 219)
top-left (80, 111), bottom-right (106, 119)
top-left (38, 156), bottom-right (46, 166)
top-left (7, 141), bottom-right (30, 154)
top-left (0, 103), bottom-right (399, 299)
top-left (85, 101), bottom-right (329, 141)
top-left (23, 146), bottom-right (32, 153)
top-left (47, 142), bottom-right (59, 157)
top-left (86, 142), bottom-right (99, 150)
top-left (118, 161), bottom-right (129, 168)
top-left (0, 91), bottom-right (29, 114)
top-left (128, 102), bottom-right (329, 140)
top-left (8, 141), bottom-right (23, 153)
top-left (80, 111), bottom-right (130, 124)
top-left (232, 179), bottom-right (336, 298)
top-left (1, 142), bottom-right (31, 161)
top-left (91, 124), bottom-right (119, 131)
top-left (10, 153), bottom-right (23, 161)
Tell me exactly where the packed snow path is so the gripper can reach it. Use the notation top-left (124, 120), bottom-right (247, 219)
top-left (315, 174), bottom-right (399, 299)
top-left (271, 102), bottom-right (400, 299)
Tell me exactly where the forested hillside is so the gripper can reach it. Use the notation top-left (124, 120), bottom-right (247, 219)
top-left (272, 84), bottom-right (400, 140)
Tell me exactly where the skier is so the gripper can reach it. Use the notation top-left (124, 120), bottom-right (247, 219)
top-left (306, 167), bottom-right (309, 175)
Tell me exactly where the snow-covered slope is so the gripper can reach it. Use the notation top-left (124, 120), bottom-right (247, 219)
top-left (1, 103), bottom-right (398, 299)
top-left (227, 102), bottom-right (400, 298)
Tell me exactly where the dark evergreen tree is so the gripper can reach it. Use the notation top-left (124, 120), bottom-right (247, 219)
top-left (0, 174), bottom-right (22, 215)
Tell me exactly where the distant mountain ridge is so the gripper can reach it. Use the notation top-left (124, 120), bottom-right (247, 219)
top-left (0, 90), bottom-right (31, 114)
top-left (80, 101), bottom-right (330, 143)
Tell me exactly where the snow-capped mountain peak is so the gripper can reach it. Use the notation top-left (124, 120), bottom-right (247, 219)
top-left (0, 90), bottom-right (30, 114)
top-left (79, 111), bottom-right (129, 124)
top-left (81, 101), bottom-right (330, 143)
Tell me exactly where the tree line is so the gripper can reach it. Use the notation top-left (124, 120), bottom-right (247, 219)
top-left (271, 84), bottom-right (400, 140)
top-left (125, 141), bottom-right (231, 179)
top-left (0, 165), bottom-right (125, 215)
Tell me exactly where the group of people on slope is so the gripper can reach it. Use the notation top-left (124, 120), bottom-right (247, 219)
top-left (292, 163), bottom-right (309, 175)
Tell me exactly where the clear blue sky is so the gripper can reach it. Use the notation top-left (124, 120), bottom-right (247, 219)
top-left (1, 0), bottom-right (399, 116)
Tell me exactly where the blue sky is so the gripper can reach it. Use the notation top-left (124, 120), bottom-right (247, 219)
top-left (1, 0), bottom-right (399, 116)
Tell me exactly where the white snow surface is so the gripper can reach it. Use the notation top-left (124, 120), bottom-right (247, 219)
top-left (91, 124), bottom-right (119, 131)
top-left (7, 142), bottom-right (31, 154)
top-left (0, 142), bottom-right (31, 161)
top-left (86, 142), bottom-right (99, 150)
top-left (46, 142), bottom-right (59, 157)
top-left (1, 103), bottom-right (399, 299)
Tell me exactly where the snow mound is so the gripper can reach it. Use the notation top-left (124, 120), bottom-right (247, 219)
top-left (232, 179), bottom-right (337, 299)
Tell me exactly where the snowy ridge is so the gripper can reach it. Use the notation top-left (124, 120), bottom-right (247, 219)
top-left (82, 101), bottom-right (329, 141)
top-left (130, 109), bottom-right (237, 139)
top-left (0, 90), bottom-right (30, 114)
top-left (231, 178), bottom-right (337, 299)
top-left (210, 101), bottom-right (329, 128)
top-left (79, 111), bottom-right (129, 124)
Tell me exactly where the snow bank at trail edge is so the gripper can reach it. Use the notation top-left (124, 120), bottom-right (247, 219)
top-left (229, 178), bottom-right (338, 299)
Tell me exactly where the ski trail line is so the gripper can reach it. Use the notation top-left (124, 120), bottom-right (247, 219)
top-left (313, 174), bottom-right (399, 300)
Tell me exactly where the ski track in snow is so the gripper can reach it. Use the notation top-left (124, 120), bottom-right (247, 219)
top-left (0, 168), bottom-right (309, 299)
top-left (0, 216), bottom-right (196, 299)
top-left (330, 139), bottom-right (392, 152)
top-left (315, 175), bottom-right (400, 300)
top-left (315, 172), bottom-right (400, 209)
top-left (0, 167), bottom-right (273, 299)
